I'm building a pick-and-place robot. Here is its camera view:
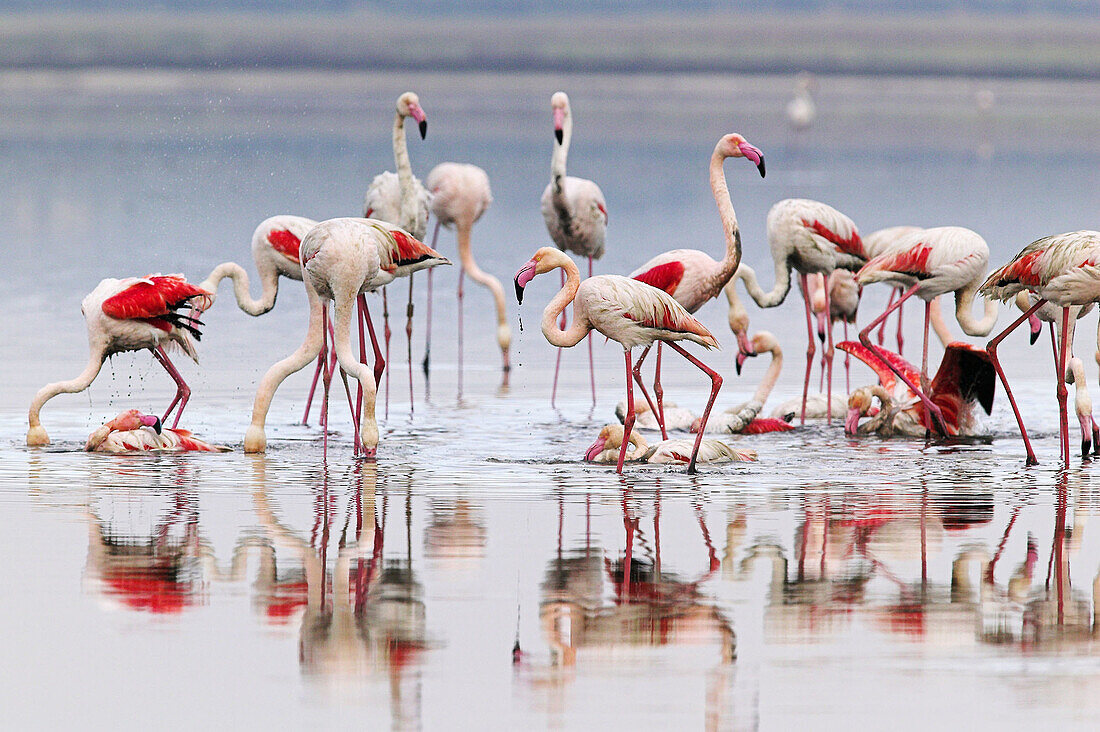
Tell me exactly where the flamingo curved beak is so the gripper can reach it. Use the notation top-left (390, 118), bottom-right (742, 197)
top-left (584, 436), bottom-right (607, 462)
top-left (408, 103), bottom-right (427, 139)
top-left (140, 414), bottom-right (162, 434)
top-left (735, 331), bottom-right (755, 375)
top-left (553, 108), bottom-right (565, 144)
top-left (1028, 313), bottom-right (1042, 345)
top-left (844, 408), bottom-right (860, 436)
top-left (1079, 412), bottom-right (1093, 458)
top-left (514, 260), bottom-right (537, 304)
top-left (738, 141), bottom-right (766, 178)
top-left (816, 310), bottom-right (828, 342)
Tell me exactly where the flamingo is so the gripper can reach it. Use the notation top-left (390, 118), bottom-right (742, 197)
top-left (839, 339), bottom-right (995, 438)
top-left (363, 92), bottom-right (431, 414)
top-left (863, 225), bottom-right (922, 354)
top-left (980, 230), bottom-right (1100, 464)
top-left (628, 132), bottom-right (765, 438)
top-left (26, 274), bottom-right (212, 446)
top-left (804, 269), bottom-right (859, 393)
top-left (786, 72), bottom-right (816, 133)
top-left (514, 247), bottom-right (722, 474)
top-left (425, 162), bottom-right (511, 386)
top-left (541, 91), bottom-right (608, 407)
top-left (85, 409), bottom-right (227, 453)
top-left (584, 424), bottom-right (757, 465)
top-left (768, 394), bottom-right (849, 423)
top-left (856, 226), bottom-right (998, 436)
top-left (243, 219), bottom-right (447, 457)
top-left (735, 198), bottom-right (864, 424)
top-left (693, 330), bottom-right (795, 435)
top-left (614, 400), bottom-right (696, 431)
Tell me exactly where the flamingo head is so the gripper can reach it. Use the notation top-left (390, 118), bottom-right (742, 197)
top-left (1028, 312), bottom-right (1042, 345)
top-left (585, 424), bottom-right (623, 461)
top-left (397, 91), bottom-right (428, 139)
top-left (551, 91), bottom-right (569, 144)
top-left (717, 133), bottom-right (766, 178)
top-left (845, 387), bottom-right (874, 435)
top-left (513, 247), bottom-right (565, 304)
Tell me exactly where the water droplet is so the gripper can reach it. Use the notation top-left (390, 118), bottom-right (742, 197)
top-left (518, 316), bottom-right (524, 332)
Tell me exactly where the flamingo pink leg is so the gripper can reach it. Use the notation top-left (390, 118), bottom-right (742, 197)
top-left (152, 346), bottom-right (191, 429)
top-left (858, 282), bottom-right (949, 437)
top-left (423, 219), bottom-right (441, 375)
top-left (1057, 307), bottom-right (1072, 466)
top-left (843, 321), bottom-right (851, 394)
top-left (922, 299), bottom-right (932, 394)
top-left (335, 352), bottom-right (362, 457)
top-left (458, 267), bottom-right (465, 398)
top-left (824, 283), bottom-right (834, 421)
top-left (551, 268), bottom-right (565, 408)
top-left (896, 296), bottom-right (905, 355)
top-left (666, 341), bottom-right (723, 474)
top-left (799, 273), bottom-right (817, 425)
top-left (355, 295), bottom-right (367, 430)
top-left (360, 295), bottom-right (386, 387)
top-left (320, 305), bottom-right (332, 459)
top-left (382, 288), bottom-right (391, 420)
top-left (406, 273), bottom-right (415, 416)
top-left (587, 256), bottom-right (596, 406)
top-left (630, 345), bottom-right (667, 440)
top-left (1048, 324), bottom-right (1065, 463)
top-left (301, 348), bottom-right (326, 426)
top-left (877, 288), bottom-right (896, 346)
top-left (985, 297), bottom-right (1044, 466)
top-left (653, 343), bottom-right (668, 436)
top-left (617, 349), bottom-right (637, 475)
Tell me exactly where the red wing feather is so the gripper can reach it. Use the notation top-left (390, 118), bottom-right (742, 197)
top-left (930, 342), bottom-right (995, 416)
top-left (861, 244), bottom-right (933, 279)
top-left (740, 418), bottom-right (796, 434)
top-left (102, 276), bottom-right (211, 321)
top-left (805, 218), bottom-right (865, 258)
top-left (632, 261), bottom-right (685, 295)
top-left (267, 229), bottom-right (302, 264)
top-left (390, 229), bottom-right (442, 266)
top-left (836, 340), bottom-right (920, 393)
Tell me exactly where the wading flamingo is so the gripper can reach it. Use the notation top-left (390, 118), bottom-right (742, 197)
top-left (425, 162), bottom-right (511, 387)
top-left (857, 226), bottom-right (998, 436)
top-left (85, 409), bottom-right (228, 452)
top-left (693, 330), bottom-right (795, 435)
top-left (541, 91), bottom-right (608, 407)
top-left (514, 247), bottom-right (722, 474)
top-left (981, 230), bottom-right (1100, 464)
top-left (786, 72), bottom-right (816, 133)
top-left (27, 274), bottom-right (212, 446)
top-left (363, 92), bottom-right (430, 413)
top-left (584, 424), bottom-right (757, 465)
top-left (863, 225), bottom-right (921, 354)
top-left (805, 269), bottom-right (859, 393)
top-left (735, 198), bottom-right (865, 424)
top-left (839, 339), bottom-right (995, 438)
top-left (628, 132), bottom-right (765, 438)
top-left (244, 219), bottom-right (446, 457)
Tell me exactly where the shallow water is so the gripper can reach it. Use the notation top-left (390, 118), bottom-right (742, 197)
top-left (4, 70), bottom-right (1100, 729)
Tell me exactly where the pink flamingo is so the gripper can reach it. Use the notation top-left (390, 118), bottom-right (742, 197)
top-left (980, 230), bottom-right (1100, 465)
top-left (514, 247), bottom-right (722, 474)
top-left (735, 198), bottom-right (864, 424)
top-left (27, 274), bottom-right (212, 446)
top-left (244, 219), bottom-right (447, 457)
top-left (84, 409), bottom-right (227, 453)
top-left (804, 269), bottom-right (860, 393)
top-left (628, 132), bottom-right (765, 438)
top-left (584, 424), bottom-right (757, 464)
top-left (856, 226), bottom-right (998, 436)
top-left (693, 330), bottom-right (795, 435)
top-left (862, 225), bottom-right (921, 354)
top-left (541, 92), bottom-right (608, 408)
top-left (425, 162), bottom-right (511, 388)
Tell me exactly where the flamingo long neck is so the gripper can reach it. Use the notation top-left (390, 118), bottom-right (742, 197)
top-left (928, 295), bottom-right (953, 347)
top-left (550, 111), bottom-right (572, 201)
top-left (954, 281), bottom-right (999, 337)
top-left (865, 385), bottom-right (895, 431)
top-left (736, 259), bottom-right (792, 309)
top-left (750, 342), bottom-right (783, 406)
top-left (200, 262), bottom-right (277, 316)
top-left (541, 258), bottom-right (588, 349)
top-left (704, 149), bottom-right (743, 293)
top-left (28, 347), bottom-right (105, 430)
top-left (393, 110), bottom-right (417, 232)
top-left (457, 222), bottom-right (512, 354)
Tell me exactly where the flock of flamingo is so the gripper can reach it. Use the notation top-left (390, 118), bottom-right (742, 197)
top-left (22, 89), bottom-right (1100, 474)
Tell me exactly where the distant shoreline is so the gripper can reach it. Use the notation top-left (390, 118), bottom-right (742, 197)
top-left (1, 10), bottom-right (1099, 80)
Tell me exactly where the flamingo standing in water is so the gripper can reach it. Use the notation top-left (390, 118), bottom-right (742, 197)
top-left (541, 92), bottom-right (608, 407)
top-left (363, 92), bottom-right (431, 414)
top-left (862, 225), bottom-right (922, 354)
top-left (735, 198), bottom-right (865, 424)
top-left (980, 230), bottom-right (1100, 465)
top-left (628, 132), bottom-right (765, 439)
top-left (27, 274), bottom-right (212, 446)
top-left (244, 219), bottom-right (447, 457)
top-left (856, 226), bottom-right (998, 437)
top-left (514, 247), bottom-right (722, 474)
top-left (425, 162), bottom-right (511, 390)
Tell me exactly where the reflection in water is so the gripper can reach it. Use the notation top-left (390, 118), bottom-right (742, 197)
top-left (250, 460), bottom-right (430, 726)
top-left (423, 498), bottom-right (487, 568)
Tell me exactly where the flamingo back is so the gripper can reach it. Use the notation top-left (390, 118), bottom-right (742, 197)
top-left (580, 275), bottom-right (717, 350)
top-left (541, 175), bottom-right (607, 260)
top-left (426, 162), bottom-right (492, 228)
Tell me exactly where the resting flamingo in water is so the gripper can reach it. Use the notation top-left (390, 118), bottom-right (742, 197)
top-left (980, 230), bottom-right (1100, 464)
top-left (734, 198), bottom-right (865, 424)
top-left (426, 162), bottom-right (511, 389)
top-left (244, 219), bottom-right (447, 457)
top-left (628, 132), bottom-right (765, 438)
top-left (363, 92), bottom-right (431, 414)
top-left (541, 91), bottom-right (608, 407)
top-left (27, 274), bottom-right (212, 446)
top-left (584, 424), bottom-right (757, 465)
top-left (514, 247), bottom-right (722, 474)
top-left (856, 226), bottom-right (998, 437)
top-left (84, 409), bottom-right (227, 453)
top-left (862, 225), bottom-right (922, 354)
top-left (840, 339), bottom-right (995, 437)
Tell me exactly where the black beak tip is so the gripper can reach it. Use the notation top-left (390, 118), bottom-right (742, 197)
top-left (1030, 330), bottom-right (1040, 345)
top-left (152, 418), bottom-right (162, 435)
top-left (818, 330), bottom-right (826, 343)
top-left (554, 129), bottom-right (563, 145)
top-left (418, 120), bottom-right (427, 139)
top-left (757, 159), bottom-right (766, 178)
top-left (514, 280), bottom-right (525, 304)
top-left (735, 362), bottom-right (743, 376)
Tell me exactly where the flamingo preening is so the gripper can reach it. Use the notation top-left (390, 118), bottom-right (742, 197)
top-left (735, 198), bottom-right (864, 425)
top-left (584, 424), bottom-right (757, 465)
top-left (363, 91), bottom-right (431, 415)
top-left (628, 132), bottom-right (765, 439)
top-left (980, 230), bottom-right (1100, 465)
top-left (541, 91), bottom-right (608, 407)
top-left (426, 162), bottom-right (511, 390)
top-left (514, 247), bottom-right (722, 474)
top-left (857, 226), bottom-right (998, 437)
top-left (27, 274), bottom-right (212, 446)
top-left (244, 219), bottom-right (447, 457)
top-left (84, 409), bottom-right (227, 453)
